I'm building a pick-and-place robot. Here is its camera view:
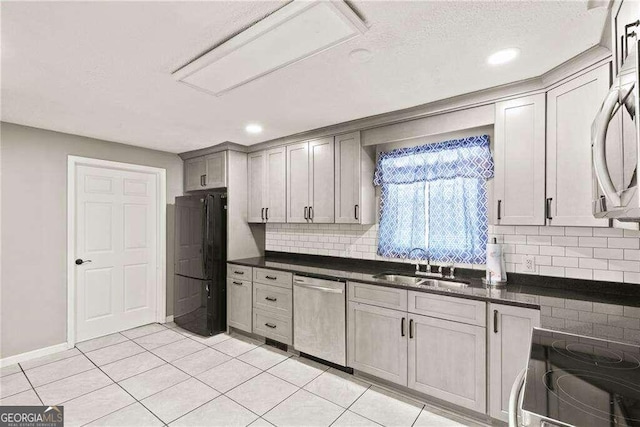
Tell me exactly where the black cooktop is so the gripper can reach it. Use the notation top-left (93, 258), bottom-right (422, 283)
top-left (523, 329), bottom-right (640, 427)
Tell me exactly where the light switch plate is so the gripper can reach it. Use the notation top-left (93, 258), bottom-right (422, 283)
top-left (522, 255), bottom-right (536, 273)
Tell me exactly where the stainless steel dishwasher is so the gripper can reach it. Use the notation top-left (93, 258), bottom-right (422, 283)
top-left (293, 275), bottom-right (346, 366)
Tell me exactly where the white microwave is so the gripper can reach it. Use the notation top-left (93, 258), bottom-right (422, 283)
top-left (591, 39), bottom-right (640, 222)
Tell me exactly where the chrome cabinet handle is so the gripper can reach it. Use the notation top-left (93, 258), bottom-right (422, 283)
top-left (265, 296), bottom-right (277, 302)
top-left (304, 206), bottom-right (308, 220)
top-left (265, 207), bottom-right (269, 221)
top-left (409, 319), bottom-right (414, 339)
top-left (545, 198), bottom-right (553, 220)
top-left (265, 323), bottom-right (276, 329)
top-left (497, 200), bottom-right (502, 221)
top-left (494, 310), bottom-right (499, 334)
top-left (401, 317), bottom-right (406, 337)
top-left (261, 208), bottom-right (264, 221)
top-left (355, 204), bottom-right (359, 220)
top-left (309, 206), bottom-right (313, 220)
top-left (75, 258), bottom-right (92, 265)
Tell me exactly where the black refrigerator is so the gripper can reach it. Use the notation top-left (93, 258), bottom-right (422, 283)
top-left (174, 191), bottom-right (227, 336)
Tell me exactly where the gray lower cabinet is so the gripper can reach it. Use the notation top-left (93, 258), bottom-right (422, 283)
top-left (347, 301), bottom-right (408, 386)
top-left (408, 313), bottom-right (486, 413)
top-left (488, 303), bottom-right (541, 422)
top-left (226, 278), bottom-right (252, 333)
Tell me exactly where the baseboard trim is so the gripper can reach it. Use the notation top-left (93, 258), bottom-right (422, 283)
top-left (165, 315), bottom-right (174, 323)
top-left (0, 342), bottom-right (73, 368)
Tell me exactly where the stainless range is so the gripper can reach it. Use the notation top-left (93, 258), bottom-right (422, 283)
top-left (512, 328), bottom-right (640, 427)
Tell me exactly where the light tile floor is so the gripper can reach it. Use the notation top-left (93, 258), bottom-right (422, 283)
top-left (0, 323), bottom-right (488, 427)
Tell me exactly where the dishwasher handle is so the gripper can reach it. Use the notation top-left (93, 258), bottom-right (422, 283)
top-left (293, 276), bottom-right (345, 294)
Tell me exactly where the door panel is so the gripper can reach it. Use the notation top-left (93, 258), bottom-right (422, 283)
top-left (266, 147), bottom-right (286, 223)
top-left (76, 164), bottom-right (158, 342)
top-left (335, 132), bottom-right (361, 224)
top-left (489, 303), bottom-right (540, 422)
top-left (248, 151), bottom-right (265, 223)
top-left (408, 314), bottom-right (486, 412)
top-left (309, 137), bottom-right (335, 223)
top-left (287, 142), bottom-right (309, 223)
top-left (347, 302), bottom-right (407, 386)
top-left (546, 66), bottom-right (610, 227)
top-left (494, 95), bottom-right (546, 225)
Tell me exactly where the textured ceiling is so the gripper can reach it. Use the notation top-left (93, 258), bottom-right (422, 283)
top-left (1, 1), bottom-right (608, 153)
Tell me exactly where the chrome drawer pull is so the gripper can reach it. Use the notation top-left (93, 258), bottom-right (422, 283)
top-left (265, 275), bottom-right (277, 280)
top-left (265, 323), bottom-right (277, 329)
top-left (265, 297), bottom-right (277, 302)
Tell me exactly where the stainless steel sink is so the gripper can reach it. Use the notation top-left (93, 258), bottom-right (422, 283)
top-left (421, 279), bottom-right (470, 289)
top-left (373, 273), bottom-right (427, 286)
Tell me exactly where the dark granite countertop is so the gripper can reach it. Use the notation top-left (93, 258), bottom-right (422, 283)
top-left (228, 252), bottom-right (640, 310)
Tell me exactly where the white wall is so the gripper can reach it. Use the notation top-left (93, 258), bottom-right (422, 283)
top-left (0, 123), bottom-right (183, 358)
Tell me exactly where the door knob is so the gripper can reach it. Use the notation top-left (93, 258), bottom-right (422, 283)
top-left (75, 258), bottom-right (92, 265)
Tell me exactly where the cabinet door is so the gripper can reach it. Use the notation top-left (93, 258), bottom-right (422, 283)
top-left (546, 65), bottom-right (610, 227)
top-left (309, 137), bottom-right (335, 223)
top-left (335, 132), bottom-right (361, 224)
top-left (205, 152), bottom-right (227, 189)
top-left (494, 95), bottom-right (546, 225)
top-left (488, 303), bottom-right (540, 422)
top-left (227, 278), bottom-right (252, 333)
top-left (408, 314), bottom-right (486, 413)
top-left (184, 157), bottom-right (206, 192)
top-left (347, 302), bottom-right (407, 386)
top-left (265, 146), bottom-right (286, 223)
top-left (286, 142), bottom-right (310, 223)
top-left (248, 151), bottom-right (266, 223)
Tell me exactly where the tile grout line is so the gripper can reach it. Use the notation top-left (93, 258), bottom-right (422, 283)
top-left (75, 345), bottom-right (166, 427)
top-left (16, 364), bottom-right (44, 406)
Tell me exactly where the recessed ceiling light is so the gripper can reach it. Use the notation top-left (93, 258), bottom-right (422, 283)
top-left (349, 48), bottom-right (373, 64)
top-left (245, 124), bottom-right (263, 134)
top-left (487, 48), bottom-right (520, 65)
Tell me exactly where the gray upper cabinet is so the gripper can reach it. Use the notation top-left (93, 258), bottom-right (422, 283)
top-left (184, 156), bottom-right (206, 192)
top-left (494, 94), bottom-right (546, 225)
top-left (335, 132), bottom-right (376, 224)
top-left (347, 301), bottom-right (408, 386)
top-left (408, 313), bottom-right (486, 413)
top-left (488, 303), bottom-right (540, 422)
top-left (248, 147), bottom-right (286, 223)
top-left (248, 151), bottom-right (265, 223)
top-left (286, 137), bottom-right (335, 223)
top-left (184, 151), bottom-right (227, 192)
top-left (546, 65), bottom-right (610, 227)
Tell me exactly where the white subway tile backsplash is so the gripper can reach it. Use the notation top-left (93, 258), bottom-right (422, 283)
top-left (266, 223), bottom-right (637, 285)
top-left (578, 237), bottom-right (607, 248)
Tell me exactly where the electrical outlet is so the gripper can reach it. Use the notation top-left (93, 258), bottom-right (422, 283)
top-left (522, 255), bottom-right (536, 273)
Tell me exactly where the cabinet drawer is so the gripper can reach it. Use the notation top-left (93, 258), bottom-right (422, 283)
top-left (408, 292), bottom-right (486, 327)
top-left (253, 268), bottom-right (293, 288)
top-left (348, 282), bottom-right (407, 311)
top-left (253, 283), bottom-right (292, 316)
top-left (253, 309), bottom-right (292, 345)
top-left (228, 264), bottom-right (252, 280)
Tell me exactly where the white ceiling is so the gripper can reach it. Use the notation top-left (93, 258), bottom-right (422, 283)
top-left (1, 1), bottom-right (608, 153)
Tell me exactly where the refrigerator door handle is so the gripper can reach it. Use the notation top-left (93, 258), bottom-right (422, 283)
top-left (202, 196), bottom-right (209, 278)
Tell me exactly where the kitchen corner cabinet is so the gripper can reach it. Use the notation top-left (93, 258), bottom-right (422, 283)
top-left (226, 278), bottom-right (252, 333)
top-left (248, 147), bottom-right (286, 223)
top-left (408, 314), bottom-right (486, 413)
top-left (347, 301), bottom-right (408, 386)
top-left (335, 132), bottom-right (376, 224)
top-left (546, 65), bottom-right (610, 227)
top-left (494, 94), bottom-right (546, 225)
top-left (286, 136), bottom-right (335, 223)
top-left (184, 151), bottom-right (227, 192)
top-left (488, 303), bottom-right (540, 422)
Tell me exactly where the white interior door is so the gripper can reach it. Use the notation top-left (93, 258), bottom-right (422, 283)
top-left (75, 164), bottom-right (158, 342)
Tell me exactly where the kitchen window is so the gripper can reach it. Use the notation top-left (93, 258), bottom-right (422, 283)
top-left (374, 135), bottom-right (494, 264)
